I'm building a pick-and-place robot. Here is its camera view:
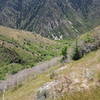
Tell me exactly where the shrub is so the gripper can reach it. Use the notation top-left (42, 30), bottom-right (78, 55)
top-left (84, 34), bottom-right (95, 43)
top-left (62, 46), bottom-right (68, 60)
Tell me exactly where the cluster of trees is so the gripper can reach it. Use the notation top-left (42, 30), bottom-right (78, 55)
top-left (62, 39), bottom-right (81, 61)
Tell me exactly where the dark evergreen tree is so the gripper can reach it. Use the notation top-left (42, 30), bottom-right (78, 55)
top-left (72, 39), bottom-right (81, 60)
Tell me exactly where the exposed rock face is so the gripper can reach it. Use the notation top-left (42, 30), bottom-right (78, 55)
top-left (0, 0), bottom-right (100, 39)
top-left (36, 81), bottom-right (59, 100)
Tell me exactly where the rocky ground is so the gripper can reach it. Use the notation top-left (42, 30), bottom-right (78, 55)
top-left (35, 50), bottom-right (100, 100)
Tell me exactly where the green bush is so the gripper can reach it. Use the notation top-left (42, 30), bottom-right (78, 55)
top-left (62, 46), bottom-right (68, 60)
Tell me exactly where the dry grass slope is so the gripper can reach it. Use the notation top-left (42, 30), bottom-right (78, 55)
top-left (0, 48), bottom-right (100, 100)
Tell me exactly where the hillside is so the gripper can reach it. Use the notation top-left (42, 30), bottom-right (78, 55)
top-left (0, 0), bottom-right (100, 100)
top-left (0, 26), bottom-right (99, 100)
top-left (67, 26), bottom-right (100, 60)
top-left (0, 0), bottom-right (100, 39)
top-left (0, 26), bottom-right (64, 80)
top-left (0, 40), bottom-right (100, 100)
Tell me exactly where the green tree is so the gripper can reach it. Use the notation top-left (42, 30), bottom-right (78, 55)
top-left (72, 39), bottom-right (81, 60)
top-left (62, 46), bottom-right (67, 60)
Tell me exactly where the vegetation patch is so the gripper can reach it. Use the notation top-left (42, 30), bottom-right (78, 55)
top-left (0, 26), bottom-right (70, 80)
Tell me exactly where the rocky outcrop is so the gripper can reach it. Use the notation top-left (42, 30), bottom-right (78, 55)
top-left (35, 65), bottom-right (100, 100)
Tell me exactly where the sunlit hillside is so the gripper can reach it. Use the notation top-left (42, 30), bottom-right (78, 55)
top-left (0, 26), bottom-right (63, 80)
top-left (0, 26), bottom-right (100, 100)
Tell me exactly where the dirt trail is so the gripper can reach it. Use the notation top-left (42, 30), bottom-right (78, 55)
top-left (0, 57), bottom-right (61, 91)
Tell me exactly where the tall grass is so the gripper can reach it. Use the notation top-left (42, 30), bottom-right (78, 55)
top-left (58, 88), bottom-right (100, 100)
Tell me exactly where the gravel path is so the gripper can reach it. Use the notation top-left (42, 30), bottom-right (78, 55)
top-left (0, 57), bottom-right (61, 91)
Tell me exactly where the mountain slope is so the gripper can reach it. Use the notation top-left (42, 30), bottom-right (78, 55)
top-left (0, 0), bottom-right (100, 39)
top-left (0, 26), bottom-right (62, 80)
top-left (0, 30), bottom-right (100, 100)
top-left (67, 26), bottom-right (100, 60)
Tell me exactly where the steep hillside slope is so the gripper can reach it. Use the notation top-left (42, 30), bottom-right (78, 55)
top-left (0, 26), bottom-right (62, 80)
top-left (0, 43), bottom-right (100, 100)
top-left (0, 26), bottom-right (99, 100)
top-left (0, 0), bottom-right (100, 39)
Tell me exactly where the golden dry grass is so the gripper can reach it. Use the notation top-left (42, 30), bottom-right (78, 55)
top-left (0, 25), bottom-right (57, 45)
